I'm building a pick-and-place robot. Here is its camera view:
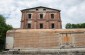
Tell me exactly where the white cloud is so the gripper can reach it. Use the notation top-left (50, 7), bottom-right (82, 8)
top-left (6, 18), bottom-right (21, 28)
top-left (0, 0), bottom-right (85, 29)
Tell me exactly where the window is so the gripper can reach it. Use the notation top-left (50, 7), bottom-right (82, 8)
top-left (36, 9), bottom-right (38, 11)
top-left (40, 23), bottom-right (43, 29)
top-left (43, 9), bottom-right (46, 10)
top-left (51, 23), bottom-right (55, 29)
top-left (40, 14), bottom-right (43, 19)
top-left (28, 23), bottom-right (31, 29)
top-left (51, 14), bottom-right (54, 19)
top-left (28, 14), bottom-right (31, 19)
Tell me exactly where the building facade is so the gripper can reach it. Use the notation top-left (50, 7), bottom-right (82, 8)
top-left (21, 6), bottom-right (62, 29)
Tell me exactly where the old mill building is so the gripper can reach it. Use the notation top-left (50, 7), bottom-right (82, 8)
top-left (20, 6), bottom-right (62, 29)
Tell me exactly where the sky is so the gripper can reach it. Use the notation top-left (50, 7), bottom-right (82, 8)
top-left (0, 0), bottom-right (85, 29)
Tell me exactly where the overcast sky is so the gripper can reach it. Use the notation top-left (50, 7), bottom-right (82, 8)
top-left (0, 0), bottom-right (85, 29)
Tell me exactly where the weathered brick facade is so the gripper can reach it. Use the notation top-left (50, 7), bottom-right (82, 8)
top-left (21, 6), bottom-right (62, 29)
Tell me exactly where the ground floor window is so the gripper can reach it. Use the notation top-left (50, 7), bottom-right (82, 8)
top-left (28, 23), bottom-right (31, 29)
top-left (40, 23), bottom-right (43, 29)
top-left (51, 23), bottom-right (55, 29)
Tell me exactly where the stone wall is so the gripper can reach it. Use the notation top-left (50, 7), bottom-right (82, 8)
top-left (6, 29), bottom-right (85, 50)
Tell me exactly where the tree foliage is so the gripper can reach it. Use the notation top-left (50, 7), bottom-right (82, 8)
top-left (65, 23), bottom-right (85, 29)
top-left (0, 15), bottom-right (13, 51)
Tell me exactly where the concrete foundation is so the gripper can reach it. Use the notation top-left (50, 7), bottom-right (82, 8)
top-left (1, 49), bottom-right (85, 55)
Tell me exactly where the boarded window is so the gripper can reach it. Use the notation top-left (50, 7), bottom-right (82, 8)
top-left (40, 23), bottom-right (43, 29)
top-left (40, 14), bottom-right (43, 19)
top-left (51, 23), bottom-right (55, 29)
top-left (51, 14), bottom-right (54, 19)
top-left (28, 14), bottom-right (31, 19)
top-left (28, 23), bottom-right (31, 29)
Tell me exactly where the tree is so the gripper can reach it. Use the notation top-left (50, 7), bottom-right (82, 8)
top-left (0, 15), bottom-right (13, 51)
top-left (65, 23), bottom-right (85, 29)
top-left (65, 23), bottom-right (72, 29)
top-left (81, 23), bottom-right (85, 28)
top-left (71, 24), bottom-right (77, 28)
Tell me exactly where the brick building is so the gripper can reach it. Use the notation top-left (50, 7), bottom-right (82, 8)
top-left (5, 6), bottom-right (85, 55)
top-left (21, 6), bottom-right (62, 29)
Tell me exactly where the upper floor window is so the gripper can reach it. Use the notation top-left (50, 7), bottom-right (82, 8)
top-left (40, 23), bottom-right (43, 29)
top-left (36, 9), bottom-right (38, 11)
top-left (51, 23), bottom-right (55, 29)
top-left (51, 14), bottom-right (54, 19)
top-left (40, 14), bottom-right (43, 19)
top-left (28, 14), bottom-right (31, 19)
top-left (43, 9), bottom-right (46, 11)
top-left (28, 23), bottom-right (31, 29)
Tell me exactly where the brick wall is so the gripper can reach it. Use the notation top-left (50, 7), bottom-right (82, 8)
top-left (14, 30), bottom-right (60, 49)
top-left (21, 7), bottom-right (62, 29)
top-left (6, 29), bottom-right (85, 49)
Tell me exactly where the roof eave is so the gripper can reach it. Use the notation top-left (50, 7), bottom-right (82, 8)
top-left (21, 6), bottom-right (61, 12)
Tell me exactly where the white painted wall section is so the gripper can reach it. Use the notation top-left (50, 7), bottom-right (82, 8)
top-left (6, 37), bottom-right (14, 49)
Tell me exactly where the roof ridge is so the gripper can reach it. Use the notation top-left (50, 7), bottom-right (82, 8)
top-left (21, 6), bottom-right (61, 12)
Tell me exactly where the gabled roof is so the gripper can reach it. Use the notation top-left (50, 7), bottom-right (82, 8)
top-left (21, 6), bottom-right (61, 12)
